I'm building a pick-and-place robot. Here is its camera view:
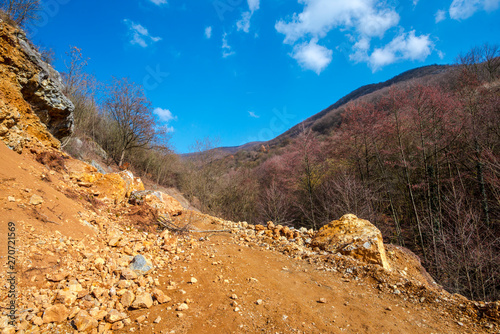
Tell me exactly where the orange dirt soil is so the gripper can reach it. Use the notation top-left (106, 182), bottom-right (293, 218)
top-left (0, 140), bottom-right (498, 333)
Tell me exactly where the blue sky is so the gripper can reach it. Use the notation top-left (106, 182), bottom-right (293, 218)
top-left (30, 0), bottom-right (500, 153)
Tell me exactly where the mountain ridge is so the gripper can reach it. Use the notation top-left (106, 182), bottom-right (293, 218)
top-left (218, 64), bottom-right (451, 154)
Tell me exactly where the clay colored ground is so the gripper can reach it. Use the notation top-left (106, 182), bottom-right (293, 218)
top-left (0, 141), bottom-right (498, 333)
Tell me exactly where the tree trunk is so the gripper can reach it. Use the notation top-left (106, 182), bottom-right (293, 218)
top-left (119, 149), bottom-right (126, 167)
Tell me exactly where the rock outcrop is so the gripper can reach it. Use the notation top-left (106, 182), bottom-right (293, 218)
top-left (0, 19), bottom-right (74, 152)
top-left (129, 190), bottom-right (184, 216)
top-left (311, 214), bottom-right (391, 270)
top-left (67, 161), bottom-right (146, 204)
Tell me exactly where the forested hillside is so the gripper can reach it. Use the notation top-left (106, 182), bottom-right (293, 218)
top-left (182, 47), bottom-right (500, 302)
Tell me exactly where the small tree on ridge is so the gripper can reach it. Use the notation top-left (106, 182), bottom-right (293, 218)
top-left (104, 77), bottom-right (156, 167)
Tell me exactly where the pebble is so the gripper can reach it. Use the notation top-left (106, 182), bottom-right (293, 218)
top-left (131, 293), bottom-right (153, 309)
top-left (176, 303), bottom-right (189, 311)
top-left (29, 194), bottom-right (44, 205)
top-left (106, 309), bottom-right (128, 323)
top-left (72, 310), bottom-right (98, 331)
top-left (42, 304), bottom-right (69, 323)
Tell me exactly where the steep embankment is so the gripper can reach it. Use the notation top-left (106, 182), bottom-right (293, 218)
top-left (0, 19), bottom-right (498, 334)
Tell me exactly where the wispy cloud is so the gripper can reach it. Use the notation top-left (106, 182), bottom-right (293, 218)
top-left (449, 0), bottom-right (500, 20)
top-left (222, 32), bottom-right (235, 58)
top-left (435, 9), bottom-right (447, 23)
top-left (205, 26), bottom-right (212, 39)
top-left (154, 108), bottom-right (176, 133)
top-left (149, 0), bottom-right (167, 5)
top-left (248, 111), bottom-right (260, 118)
top-left (237, 0), bottom-right (260, 33)
top-left (124, 19), bottom-right (161, 47)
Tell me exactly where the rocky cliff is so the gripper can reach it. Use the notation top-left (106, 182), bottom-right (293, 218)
top-left (0, 19), bottom-right (74, 153)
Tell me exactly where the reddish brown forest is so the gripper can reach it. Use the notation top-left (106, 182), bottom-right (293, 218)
top-left (185, 50), bottom-right (500, 302)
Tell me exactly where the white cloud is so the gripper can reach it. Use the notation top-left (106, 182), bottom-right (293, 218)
top-left (435, 9), bottom-right (447, 22)
top-left (291, 38), bottom-right (333, 75)
top-left (449, 0), bottom-right (500, 20)
top-left (350, 36), bottom-right (371, 63)
top-left (368, 30), bottom-right (433, 71)
top-left (222, 32), bottom-right (235, 58)
top-left (237, 0), bottom-right (260, 33)
top-left (248, 0), bottom-right (260, 12)
top-left (205, 26), bottom-right (212, 39)
top-left (154, 108), bottom-right (177, 122)
top-left (275, 0), bottom-right (400, 44)
top-left (149, 0), bottom-right (167, 5)
top-left (154, 108), bottom-right (176, 133)
top-left (248, 111), bottom-right (260, 118)
top-left (237, 12), bottom-right (252, 33)
top-left (124, 19), bottom-right (161, 47)
top-left (275, 0), bottom-right (407, 73)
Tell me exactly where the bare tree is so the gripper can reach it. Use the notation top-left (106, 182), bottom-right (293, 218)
top-left (0, 0), bottom-right (41, 26)
top-left (62, 46), bottom-right (89, 97)
top-left (104, 77), bottom-right (156, 167)
top-left (457, 43), bottom-right (500, 82)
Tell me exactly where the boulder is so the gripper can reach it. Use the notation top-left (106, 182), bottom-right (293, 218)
top-left (311, 214), bottom-right (391, 270)
top-left (129, 190), bottom-right (183, 216)
top-left (69, 167), bottom-right (145, 204)
top-left (129, 254), bottom-right (152, 276)
top-left (93, 173), bottom-right (127, 204)
top-left (119, 170), bottom-right (145, 197)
